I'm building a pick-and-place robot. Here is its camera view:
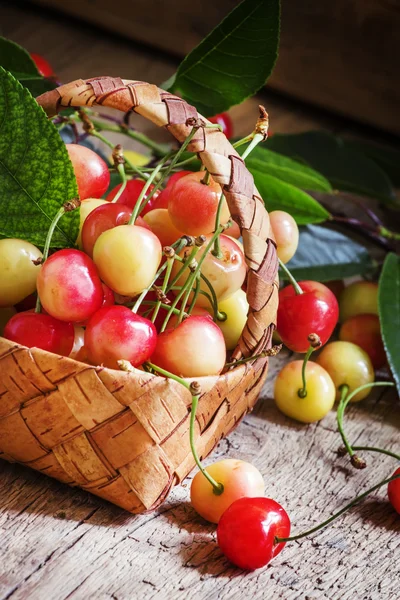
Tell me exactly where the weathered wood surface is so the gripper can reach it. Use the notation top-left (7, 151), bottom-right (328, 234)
top-left (0, 350), bottom-right (399, 600)
top-left (30, 0), bottom-right (400, 134)
top-left (0, 4), bottom-right (399, 599)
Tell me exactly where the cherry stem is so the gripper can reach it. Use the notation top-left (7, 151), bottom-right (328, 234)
top-left (276, 472), bottom-right (400, 544)
top-left (201, 169), bottom-right (211, 185)
top-left (337, 381), bottom-right (396, 462)
top-left (212, 192), bottom-right (226, 259)
top-left (129, 151), bottom-right (175, 224)
top-left (111, 163), bottom-right (128, 203)
top-left (131, 262), bottom-right (168, 313)
top-left (240, 132), bottom-right (265, 161)
top-left (351, 446), bottom-right (400, 461)
top-left (144, 362), bottom-right (224, 495)
top-left (278, 260), bottom-right (303, 295)
top-left (162, 225), bottom-right (229, 331)
top-left (151, 256), bottom-right (174, 324)
top-left (297, 345), bottom-right (314, 398)
top-left (224, 344), bottom-right (282, 368)
top-left (140, 300), bottom-right (185, 317)
top-left (232, 134), bottom-right (253, 150)
top-left (185, 273), bottom-right (201, 320)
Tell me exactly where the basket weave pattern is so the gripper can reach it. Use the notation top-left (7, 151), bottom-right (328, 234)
top-left (0, 77), bottom-right (278, 513)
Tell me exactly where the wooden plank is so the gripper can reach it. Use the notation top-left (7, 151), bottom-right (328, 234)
top-left (30, 0), bottom-right (400, 134)
top-left (0, 352), bottom-right (399, 599)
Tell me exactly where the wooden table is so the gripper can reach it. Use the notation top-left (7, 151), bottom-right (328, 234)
top-left (1, 3), bottom-right (399, 599)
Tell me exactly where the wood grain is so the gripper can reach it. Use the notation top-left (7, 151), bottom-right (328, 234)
top-left (28, 0), bottom-right (400, 134)
top-left (0, 351), bottom-right (399, 600)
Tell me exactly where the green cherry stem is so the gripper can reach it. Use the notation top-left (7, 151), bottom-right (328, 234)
top-left (278, 259), bottom-right (303, 295)
top-left (35, 199), bottom-right (81, 313)
top-left (351, 446), bottom-right (400, 461)
top-left (337, 381), bottom-right (396, 465)
top-left (129, 151), bottom-right (175, 224)
top-left (144, 363), bottom-right (224, 495)
top-left (298, 346), bottom-right (314, 399)
top-left (111, 162), bottom-right (128, 203)
top-left (298, 334), bottom-right (321, 398)
top-left (276, 472), bottom-right (400, 544)
top-left (151, 254), bottom-right (175, 324)
top-left (212, 192), bottom-right (226, 259)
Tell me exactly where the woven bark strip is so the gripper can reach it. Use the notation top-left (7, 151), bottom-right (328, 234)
top-left (0, 78), bottom-right (278, 513)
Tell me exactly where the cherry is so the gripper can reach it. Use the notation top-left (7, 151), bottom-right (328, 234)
top-left (0, 238), bottom-right (42, 308)
top-left (81, 203), bottom-right (149, 257)
top-left (388, 467), bottom-right (400, 514)
top-left (172, 234), bottom-right (246, 308)
top-left (143, 208), bottom-right (184, 247)
top-left (151, 315), bottom-right (226, 377)
top-left (85, 305), bottom-right (157, 369)
top-left (217, 289), bottom-right (249, 350)
top-left (269, 210), bottom-right (299, 264)
top-left (106, 179), bottom-right (160, 215)
top-left (208, 113), bottom-right (233, 139)
top-left (339, 281), bottom-right (378, 322)
top-left (217, 497), bottom-right (290, 570)
top-left (274, 360), bottom-right (335, 423)
top-left (168, 171), bottom-right (230, 236)
top-left (93, 225), bottom-right (162, 296)
top-left (316, 341), bottom-right (374, 401)
top-left (77, 198), bottom-right (108, 246)
top-left (277, 281), bottom-right (339, 353)
top-left (190, 459), bottom-right (264, 523)
top-left (154, 170), bottom-right (193, 209)
top-left (339, 314), bottom-right (386, 370)
top-left (30, 53), bottom-right (55, 78)
top-left (66, 144), bottom-right (110, 200)
top-left (4, 312), bottom-right (74, 356)
top-left (37, 249), bottom-right (103, 322)
top-left (166, 170), bottom-right (193, 188)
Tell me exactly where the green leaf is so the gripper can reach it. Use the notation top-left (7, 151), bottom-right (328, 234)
top-left (246, 147), bottom-right (332, 192)
top-left (168, 0), bottom-right (280, 116)
top-left (0, 37), bottom-right (55, 96)
top-left (249, 165), bottom-right (330, 225)
top-left (0, 68), bottom-right (79, 248)
top-left (344, 139), bottom-right (400, 187)
top-left (266, 131), bottom-right (397, 205)
top-left (378, 253), bottom-right (400, 394)
top-left (283, 225), bottom-right (374, 282)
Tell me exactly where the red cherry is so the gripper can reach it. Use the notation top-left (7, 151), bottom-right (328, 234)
top-left (30, 53), bottom-right (55, 78)
top-left (106, 179), bottom-right (160, 215)
top-left (167, 170), bottom-right (193, 188)
top-left (66, 144), bottom-right (110, 200)
top-left (85, 305), bottom-right (157, 369)
top-left (4, 312), bottom-right (74, 356)
top-left (155, 170), bottom-right (193, 209)
top-left (208, 113), bottom-right (233, 139)
top-left (37, 249), bottom-right (103, 322)
top-left (217, 497), bottom-right (290, 570)
top-left (388, 467), bottom-right (400, 514)
top-left (277, 281), bottom-right (339, 352)
top-left (168, 171), bottom-right (230, 236)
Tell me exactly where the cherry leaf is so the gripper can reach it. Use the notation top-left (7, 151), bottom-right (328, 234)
top-left (0, 68), bottom-right (79, 248)
top-left (265, 131), bottom-right (397, 205)
top-left (282, 225), bottom-right (374, 282)
top-left (378, 253), bottom-right (400, 394)
top-left (0, 37), bottom-right (55, 96)
top-left (167, 0), bottom-right (280, 116)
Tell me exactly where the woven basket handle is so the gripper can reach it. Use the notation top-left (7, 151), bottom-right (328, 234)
top-left (36, 77), bottom-right (278, 358)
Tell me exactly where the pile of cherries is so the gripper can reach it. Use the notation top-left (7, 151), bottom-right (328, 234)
top-left (0, 65), bottom-right (398, 569)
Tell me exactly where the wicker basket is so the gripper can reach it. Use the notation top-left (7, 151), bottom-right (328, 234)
top-left (0, 77), bottom-right (278, 513)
